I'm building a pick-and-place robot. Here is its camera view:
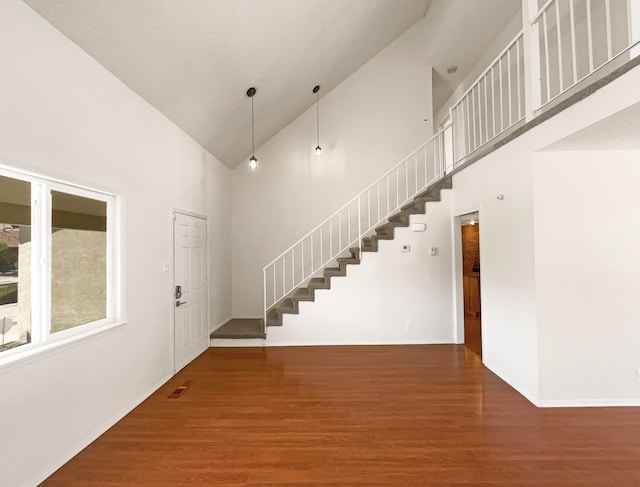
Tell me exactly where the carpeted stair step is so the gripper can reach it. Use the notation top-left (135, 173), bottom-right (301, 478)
top-left (210, 318), bottom-right (266, 339)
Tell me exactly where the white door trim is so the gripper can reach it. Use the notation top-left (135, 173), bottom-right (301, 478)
top-left (451, 207), bottom-right (481, 345)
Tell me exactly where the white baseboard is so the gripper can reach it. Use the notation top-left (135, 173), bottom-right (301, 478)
top-left (536, 398), bottom-right (640, 408)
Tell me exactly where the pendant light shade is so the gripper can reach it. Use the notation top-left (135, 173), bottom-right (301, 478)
top-left (247, 87), bottom-right (258, 171)
top-left (313, 85), bottom-right (321, 157)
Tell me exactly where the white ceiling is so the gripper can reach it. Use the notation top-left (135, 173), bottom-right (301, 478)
top-left (24, 0), bottom-right (431, 168)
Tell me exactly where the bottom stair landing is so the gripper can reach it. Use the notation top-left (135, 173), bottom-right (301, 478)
top-left (210, 319), bottom-right (265, 340)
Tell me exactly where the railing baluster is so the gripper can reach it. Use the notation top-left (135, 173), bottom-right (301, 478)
top-left (423, 145), bottom-right (428, 185)
top-left (555, 0), bottom-right (564, 93)
top-left (396, 167), bottom-right (399, 209)
top-left (628, 0), bottom-right (633, 48)
top-left (543, 11), bottom-right (551, 103)
top-left (292, 249), bottom-right (295, 293)
top-left (301, 239), bottom-right (305, 281)
top-left (507, 49), bottom-right (513, 126)
top-left (311, 233), bottom-right (314, 273)
top-left (405, 162), bottom-right (409, 203)
top-left (386, 174), bottom-right (390, 215)
top-left (272, 263), bottom-right (276, 304)
top-left (491, 67), bottom-right (496, 138)
top-left (339, 212), bottom-right (342, 253)
top-left (282, 255), bottom-right (286, 297)
top-left (605, 0), bottom-right (612, 59)
top-left (320, 224), bottom-right (324, 267)
top-left (377, 182), bottom-right (380, 223)
top-left (348, 206), bottom-right (351, 246)
top-left (516, 39), bottom-right (522, 119)
top-left (484, 74), bottom-right (489, 142)
top-left (414, 153), bottom-right (418, 194)
top-left (357, 197), bottom-right (362, 250)
top-left (569, 0), bottom-right (578, 84)
top-left (586, 0), bottom-right (594, 72)
top-left (368, 190), bottom-right (371, 230)
top-left (499, 57), bottom-right (504, 131)
top-left (471, 88), bottom-right (476, 151)
top-left (465, 96), bottom-right (471, 156)
top-left (329, 219), bottom-right (333, 262)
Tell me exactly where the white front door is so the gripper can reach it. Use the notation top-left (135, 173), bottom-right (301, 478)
top-left (173, 212), bottom-right (208, 372)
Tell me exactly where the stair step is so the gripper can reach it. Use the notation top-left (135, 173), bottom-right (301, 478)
top-left (293, 287), bottom-right (315, 302)
top-left (210, 318), bottom-right (266, 339)
top-left (308, 277), bottom-right (331, 290)
top-left (264, 177), bottom-right (453, 328)
top-left (324, 267), bottom-right (346, 278)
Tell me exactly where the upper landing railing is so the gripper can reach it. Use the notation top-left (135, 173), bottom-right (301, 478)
top-left (263, 0), bottom-right (640, 327)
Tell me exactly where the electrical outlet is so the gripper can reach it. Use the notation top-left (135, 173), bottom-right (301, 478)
top-left (401, 244), bottom-right (411, 253)
top-left (405, 321), bottom-right (412, 331)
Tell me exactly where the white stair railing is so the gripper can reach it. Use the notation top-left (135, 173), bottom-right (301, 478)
top-left (449, 31), bottom-right (526, 165)
top-left (531, 0), bottom-right (640, 110)
top-left (262, 127), bottom-right (450, 324)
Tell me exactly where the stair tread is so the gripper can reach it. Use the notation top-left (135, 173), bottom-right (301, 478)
top-left (210, 319), bottom-right (266, 339)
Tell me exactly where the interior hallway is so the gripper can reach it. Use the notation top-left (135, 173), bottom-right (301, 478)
top-left (43, 345), bottom-right (640, 485)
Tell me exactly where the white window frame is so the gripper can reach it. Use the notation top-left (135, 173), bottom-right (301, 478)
top-left (0, 163), bottom-right (124, 369)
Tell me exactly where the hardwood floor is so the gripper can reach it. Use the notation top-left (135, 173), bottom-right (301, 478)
top-left (43, 346), bottom-right (640, 486)
top-left (464, 314), bottom-right (482, 357)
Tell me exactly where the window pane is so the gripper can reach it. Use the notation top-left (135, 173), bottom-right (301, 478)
top-left (51, 191), bottom-right (107, 333)
top-left (0, 175), bottom-right (31, 352)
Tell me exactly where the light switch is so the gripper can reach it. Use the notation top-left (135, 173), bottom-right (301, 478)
top-left (430, 247), bottom-right (438, 256)
top-left (401, 244), bottom-right (411, 253)
top-left (162, 261), bottom-right (171, 272)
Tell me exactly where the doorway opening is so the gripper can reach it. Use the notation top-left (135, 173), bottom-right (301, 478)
top-left (459, 212), bottom-right (481, 357)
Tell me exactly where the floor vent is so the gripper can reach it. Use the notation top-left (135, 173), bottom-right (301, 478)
top-left (167, 380), bottom-right (194, 398)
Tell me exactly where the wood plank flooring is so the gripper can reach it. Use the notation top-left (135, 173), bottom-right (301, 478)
top-left (43, 346), bottom-right (640, 486)
top-left (464, 315), bottom-right (482, 357)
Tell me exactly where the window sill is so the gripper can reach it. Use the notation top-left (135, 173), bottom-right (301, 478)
top-left (0, 319), bottom-right (128, 375)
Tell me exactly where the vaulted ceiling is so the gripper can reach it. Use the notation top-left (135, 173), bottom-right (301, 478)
top-left (24, 0), bottom-right (432, 168)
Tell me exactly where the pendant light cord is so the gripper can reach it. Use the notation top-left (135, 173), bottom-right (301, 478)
top-left (316, 91), bottom-right (320, 146)
top-left (251, 95), bottom-right (255, 156)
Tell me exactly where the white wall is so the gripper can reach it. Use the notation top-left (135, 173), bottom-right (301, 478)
top-left (265, 192), bottom-right (454, 345)
top-left (533, 150), bottom-right (640, 406)
top-left (231, 19), bottom-right (433, 318)
top-left (452, 140), bottom-right (540, 402)
top-left (0, 1), bottom-right (231, 485)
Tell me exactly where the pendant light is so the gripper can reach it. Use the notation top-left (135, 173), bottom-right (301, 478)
top-left (247, 87), bottom-right (258, 170)
top-left (313, 85), bottom-right (322, 156)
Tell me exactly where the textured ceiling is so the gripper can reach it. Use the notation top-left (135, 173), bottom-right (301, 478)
top-left (542, 101), bottom-right (640, 151)
top-left (24, 0), bottom-right (431, 168)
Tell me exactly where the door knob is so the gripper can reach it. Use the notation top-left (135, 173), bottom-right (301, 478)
top-left (176, 300), bottom-right (187, 307)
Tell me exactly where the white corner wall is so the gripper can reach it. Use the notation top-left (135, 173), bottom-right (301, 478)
top-left (265, 192), bottom-right (454, 345)
top-left (0, 1), bottom-right (231, 485)
top-left (533, 150), bottom-right (640, 406)
top-left (230, 18), bottom-right (433, 318)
